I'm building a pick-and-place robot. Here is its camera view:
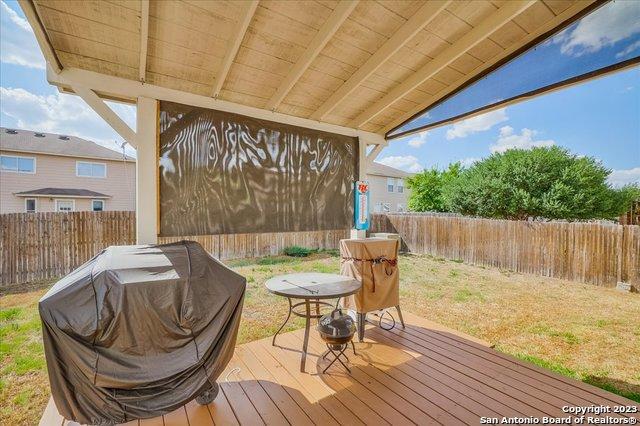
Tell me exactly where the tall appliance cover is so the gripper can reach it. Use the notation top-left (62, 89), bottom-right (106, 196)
top-left (39, 241), bottom-right (246, 424)
top-left (340, 238), bottom-right (399, 312)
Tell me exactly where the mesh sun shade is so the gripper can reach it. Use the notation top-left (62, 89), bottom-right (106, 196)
top-left (388, 1), bottom-right (640, 139)
top-left (159, 101), bottom-right (358, 237)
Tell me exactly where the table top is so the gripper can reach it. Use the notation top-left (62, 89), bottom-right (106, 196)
top-left (265, 273), bottom-right (361, 299)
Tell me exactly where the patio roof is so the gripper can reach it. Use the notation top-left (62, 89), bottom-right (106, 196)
top-left (20, 0), bottom-right (597, 136)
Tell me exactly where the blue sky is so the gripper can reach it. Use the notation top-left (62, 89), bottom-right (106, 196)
top-left (0, 0), bottom-right (638, 186)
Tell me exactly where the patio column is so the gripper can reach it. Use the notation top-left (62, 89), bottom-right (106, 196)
top-left (136, 97), bottom-right (158, 244)
top-left (351, 137), bottom-right (373, 239)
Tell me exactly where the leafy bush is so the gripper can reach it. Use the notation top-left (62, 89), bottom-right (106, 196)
top-left (438, 147), bottom-right (638, 220)
top-left (283, 246), bottom-right (316, 257)
top-left (406, 163), bottom-right (461, 212)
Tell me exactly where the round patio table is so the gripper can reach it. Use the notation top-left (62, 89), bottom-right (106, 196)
top-left (265, 273), bottom-right (361, 372)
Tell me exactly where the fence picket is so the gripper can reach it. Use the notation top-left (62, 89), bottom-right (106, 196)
top-left (371, 213), bottom-right (639, 288)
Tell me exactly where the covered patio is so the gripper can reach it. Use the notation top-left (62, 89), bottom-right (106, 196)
top-left (17, 0), bottom-right (640, 425)
top-left (19, 0), bottom-right (623, 244)
top-left (40, 312), bottom-right (639, 425)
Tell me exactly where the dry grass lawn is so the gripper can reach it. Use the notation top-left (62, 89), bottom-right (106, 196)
top-left (1, 252), bottom-right (639, 425)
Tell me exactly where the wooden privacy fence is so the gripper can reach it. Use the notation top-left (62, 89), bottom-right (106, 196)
top-left (0, 211), bottom-right (136, 286)
top-left (371, 213), bottom-right (639, 287)
top-left (0, 211), bottom-right (350, 287)
top-left (158, 230), bottom-right (350, 261)
top-left (3, 211), bottom-right (637, 288)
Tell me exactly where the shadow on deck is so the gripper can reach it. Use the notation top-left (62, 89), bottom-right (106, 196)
top-left (40, 312), bottom-right (639, 425)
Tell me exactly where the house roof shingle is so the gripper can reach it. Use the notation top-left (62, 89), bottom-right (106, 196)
top-left (368, 162), bottom-right (414, 179)
top-left (0, 127), bottom-right (134, 161)
top-left (15, 188), bottom-right (111, 198)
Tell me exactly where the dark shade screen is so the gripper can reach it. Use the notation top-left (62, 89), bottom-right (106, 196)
top-left (388, 1), bottom-right (640, 138)
top-left (159, 101), bottom-right (358, 236)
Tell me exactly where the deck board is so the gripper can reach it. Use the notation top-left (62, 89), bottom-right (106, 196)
top-left (39, 312), bottom-right (640, 426)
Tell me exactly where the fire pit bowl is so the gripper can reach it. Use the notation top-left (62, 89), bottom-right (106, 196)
top-left (317, 309), bottom-right (357, 373)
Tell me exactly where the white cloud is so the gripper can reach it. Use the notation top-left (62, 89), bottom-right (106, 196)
top-left (0, 1), bottom-right (45, 69)
top-left (608, 167), bottom-right (640, 188)
top-left (490, 126), bottom-right (555, 153)
top-left (552, 1), bottom-right (640, 57)
top-left (0, 87), bottom-right (137, 156)
top-left (406, 131), bottom-right (428, 148)
top-left (446, 108), bottom-right (508, 140)
top-left (377, 155), bottom-right (423, 173)
top-left (616, 40), bottom-right (640, 59)
top-left (458, 157), bottom-right (481, 168)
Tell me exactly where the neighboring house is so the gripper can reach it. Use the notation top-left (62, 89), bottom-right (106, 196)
top-left (0, 128), bottom-right (135, 213)
top-left (366, 162), bottom-right (413, 213)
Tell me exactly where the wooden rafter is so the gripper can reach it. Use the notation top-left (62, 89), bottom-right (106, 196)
top-left (73, 85), bottom-right (137, 146)
top-left (265, 1), bottom-right (358, 111)
top-left (17, 0), bottom-right (62, 73)
top-left (382, 0), bottom-right (598, 136)
top-left (310, 0), bottom-right (451, 121)
top-left (211, 0), bottom-right (259, 98)
top-left (138, 0), bottom-right (149, 82)
top-left (365, 144), bottom-right (385, 167)
top-left (349, 0), bottom-right (536, 128)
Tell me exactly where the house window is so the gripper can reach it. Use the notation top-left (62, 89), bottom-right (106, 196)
top-left (92, 200), bottom-right (104, 211)
top-left (397, 203), bottom-right (405, 212)
top-left (25, 198), bottom-right (36, 213)
top-left (76, 161), bottom-right (106, 178)
top-left (1, 155), bottom-right (35, 173)
top-left (382, 202), bottom-right (391, 213)
top-left (397, 179), bottom-right (404, 193)
top-left (55, 200), bottom-right (74, 212)
top-left (387, 177), bottom-right (394, 192)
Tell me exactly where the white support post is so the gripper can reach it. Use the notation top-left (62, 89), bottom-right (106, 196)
top-left (136, 97), bottom-right (158, 244)
top-left (358, 137), bottom-right (368, 181)
top-left (351, 137), bottom-right (380, 240)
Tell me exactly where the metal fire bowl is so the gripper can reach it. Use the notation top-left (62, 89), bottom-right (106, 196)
top-left (319, 332), bottom-right (355, 347)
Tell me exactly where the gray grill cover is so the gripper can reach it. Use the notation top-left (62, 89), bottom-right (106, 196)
top-left (39, 241), bottom-right (246, 424)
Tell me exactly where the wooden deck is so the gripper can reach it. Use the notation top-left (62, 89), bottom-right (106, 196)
top-left (41, 312), bottom-right (639, 426)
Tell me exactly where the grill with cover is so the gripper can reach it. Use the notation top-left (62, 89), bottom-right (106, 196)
top-left (39, 241), bottom-right (246, 425)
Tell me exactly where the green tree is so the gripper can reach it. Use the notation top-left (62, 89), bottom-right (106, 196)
top-left (440, 146), bottom-right (637, 220)
top-left (406, 163), bottom-right (461, 212)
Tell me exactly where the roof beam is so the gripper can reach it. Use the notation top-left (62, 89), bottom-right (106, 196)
top-left (212, 0), bottom-right (259, 98)
top-left (349, 0), bottom-right (536, 128)
top-left (72, 85), bottom-right (137, 146)
top-left (265, 1), bottom-right (358, 111)
top-left (310, 0), bottom-right (451, 121)
top-left (365, 144), bottom-right (385, 168)
top-left (382, 0), bottom-right (597, 136)
top-left (138, 0), bottom-right (149, 82)
top-left (17, 0), bottom-right (62, 73)
top-left (49, 66), bottom-right (386, 141)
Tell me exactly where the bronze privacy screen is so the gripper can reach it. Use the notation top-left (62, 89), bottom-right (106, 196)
top-left (159, 101), bottom-right (358, 237)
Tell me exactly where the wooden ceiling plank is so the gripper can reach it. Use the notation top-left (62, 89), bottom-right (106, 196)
top-left (310, 0), bottom-right (451, 121)
top-left (265, 0), bottom-right (357, 111)
top-left (350, 0), bottom-right (535, 128)
top-left (382, 0), bottom-right (596, 135)
top-left (139, 0), bottom-right (149, 82)
top-left (18, 0), bottom-right (63, 72)
top-left (211, 0), bottom-right (259, 98)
